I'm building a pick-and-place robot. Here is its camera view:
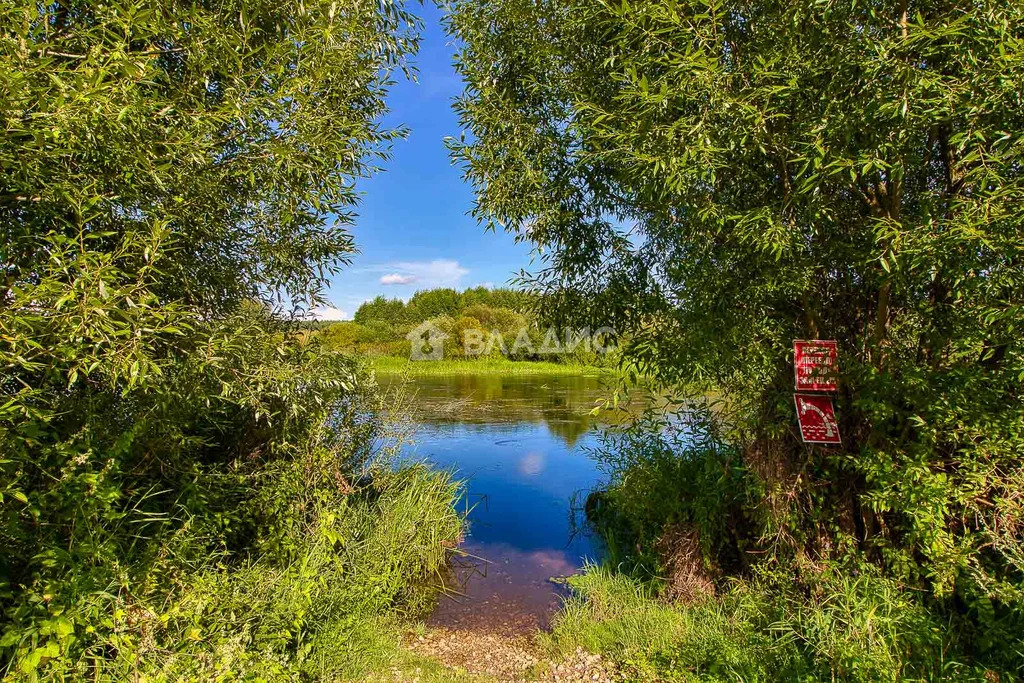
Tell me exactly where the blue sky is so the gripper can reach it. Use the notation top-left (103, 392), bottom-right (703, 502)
top-left (312, 4), bottom-right (533, 320)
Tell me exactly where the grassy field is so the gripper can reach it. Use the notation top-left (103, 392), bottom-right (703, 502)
top-left (370, 355), bottom-right (615, 376)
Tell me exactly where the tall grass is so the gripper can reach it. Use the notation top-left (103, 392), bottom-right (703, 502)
top-left (545, 565), bottom-right (982, 682)
top-left (42, 464), bottom-right (465, 681)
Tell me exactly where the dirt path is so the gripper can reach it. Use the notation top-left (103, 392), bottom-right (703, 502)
top-left (400, 628), bottom-right (619, 683)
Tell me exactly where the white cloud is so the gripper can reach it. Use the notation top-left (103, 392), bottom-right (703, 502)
top-left (310, 305), bottom-right (349, 321)
top-left (518, 452), bottom-right (546, 476)
top-left (399, 259), bottom-right (470, 287)
top-left (379, 259), bottom-right (469, 288)
top-left (380, 273), bottom-right (417, 285)
top-left (352, 259), bottom-right (471, 291)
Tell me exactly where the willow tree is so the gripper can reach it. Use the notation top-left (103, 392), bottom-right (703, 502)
top-left (1, 0), bottom-right (417, 673)
top-left (446, 0), bottom-right (1024, 655)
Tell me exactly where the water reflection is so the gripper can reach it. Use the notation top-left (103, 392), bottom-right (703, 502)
top-left (378, 372), bottom-right (634, 633)
top-left (394, 373), bottom-right (630, 447)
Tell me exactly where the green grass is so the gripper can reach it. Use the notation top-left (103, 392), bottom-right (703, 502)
top-left (542, 567), bottom-right (773, 682)
top-left (542, 564), bottom-right (982, 682)
top-left (370, 355), bottom-right (614, 376)
top-left (541, 568), bottom-right (694, 675)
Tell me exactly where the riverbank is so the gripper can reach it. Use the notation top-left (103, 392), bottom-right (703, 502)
top-left (371, 356), bottom-right (615, 377)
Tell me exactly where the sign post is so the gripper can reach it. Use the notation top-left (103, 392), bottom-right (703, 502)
top-left (794, 340), bottom-right (839, 392)
top-left (793, 340), bottom-right (841, 445)
top-left (794, 393), bottom-right (842, 445)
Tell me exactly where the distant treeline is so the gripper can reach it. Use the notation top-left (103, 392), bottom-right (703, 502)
top-left (316, 287), bottom-right (617, 365)
top-left (354, 286), bottom-right (535, 324)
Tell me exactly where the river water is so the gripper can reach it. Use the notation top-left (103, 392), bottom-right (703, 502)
top-left (379, 372), bottom-right (633, 633)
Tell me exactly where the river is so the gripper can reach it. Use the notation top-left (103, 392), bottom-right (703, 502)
top-left (378, 372), bottom-right (634, 633)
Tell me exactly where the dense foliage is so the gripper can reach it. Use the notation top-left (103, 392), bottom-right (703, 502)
top-left (354, 286), bottom-right (535, 325)
top-left (0, 0), bottom-right (464, 678)
top-left (447, 0), bottom-right (1024, 677)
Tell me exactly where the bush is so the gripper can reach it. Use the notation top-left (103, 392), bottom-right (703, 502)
top-left (320, 321), bottom-right (372, 351)
top-left (0, 297), bottom-right (465, 677)
top-left (586, 410), bottom-right (748, 577)
top-left (450, 316), bottom-right (485, 357)
top-left (140, 465), bottom-right (461, 681)
top-left (6, 460), bottom-right (462, 680)
top-left (461, 304), bottom-right (525, 332)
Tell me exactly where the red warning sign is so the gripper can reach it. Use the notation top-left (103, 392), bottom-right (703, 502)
top-left (794, 393), bottom-right (842, 445)
top-left (794, 340), bottom-right (839, 392)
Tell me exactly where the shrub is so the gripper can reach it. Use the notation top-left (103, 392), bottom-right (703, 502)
top-left (8, 461), bottom-right (463, 680)
top-left (586, 410), bottom-right (748, 577)
top-left (450, 316), bottom-right (485, 357)
top-left (320, 321), bottom-right (372, 351)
